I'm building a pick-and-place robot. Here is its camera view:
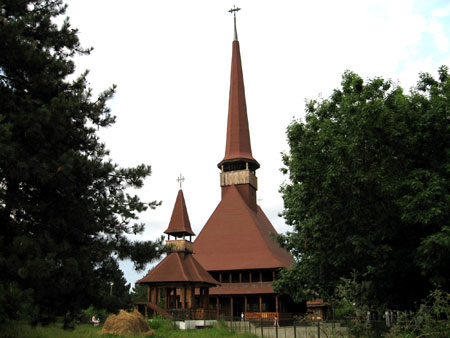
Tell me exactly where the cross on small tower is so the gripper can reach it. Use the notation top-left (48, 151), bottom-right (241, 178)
top-left (228, 5), bottom-right (241, 16)
top-left (177, 174), bottom-right (185, 189)
top-left (228, 5), bottom-right (241, 41)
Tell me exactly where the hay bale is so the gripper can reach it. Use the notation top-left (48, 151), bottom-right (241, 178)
top-left (101, 309), bottom-right (154, 336)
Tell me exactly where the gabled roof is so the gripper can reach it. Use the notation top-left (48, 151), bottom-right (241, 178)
top-left (164, 189), bottom-right (195, 236)
top-left (193, 185), bottom-right (293, 271)
top-left (218, 40), bottom-right (259, 169)
top-left (137, 252), bottom-right (219, 286)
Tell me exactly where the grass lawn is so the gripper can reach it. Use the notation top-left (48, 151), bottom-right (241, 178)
top-left (0, 321), bottom-right (257, 338)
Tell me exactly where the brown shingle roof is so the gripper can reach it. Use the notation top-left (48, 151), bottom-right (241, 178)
top-left (137, 252), bottom-right (218, 286)
top-left (193, 185), bottom-right (293, 271)
top-left (218, 40), bottom-right (259, 169)
top-left (164, 189), bottom-right (195, 237)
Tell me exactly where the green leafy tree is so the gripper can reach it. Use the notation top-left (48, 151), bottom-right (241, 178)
top-left (275, 66), bottom-right (450, 311)
top-left (0, 0), bottom-right (164, 326)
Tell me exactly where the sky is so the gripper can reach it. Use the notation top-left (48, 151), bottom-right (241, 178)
top-left (64, 0), bottom-right (450, 288)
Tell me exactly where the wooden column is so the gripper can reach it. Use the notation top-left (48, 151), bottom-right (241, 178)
top-left (229, 272), bottom-right (232, 283)
top-left (259, 271), bottom-right (263, 282)
top-left (249, 271), bottom-right (252, 283)
top-left (164, 288), bottom-right (168, 309)
top-left (239, 272), bottom-right (242, 283)
top-left (230, 296), bottom-right (234, 317)
top-left (273, 270), bottom-right (276, 281)
top-left (216, 296), bottom-right (220, 316)
top-left (276, 295), bottom-right (279, 313)
top-left (203, 287), bottom-right (209, 308)
top-left (151, 287), bottom-right (157, 304)
top-left (244, 296), bottom-right (247, 313)
top-left (187, 285), bottom-right (195, 309)
top-left (181, 287), bottom-right (186, 309)
top-left (219, 273), bottom-right (222, 283)
top-left (259, 296), bottom-right (262, 312)
top-left (147, 286), bottom-right (150, 303)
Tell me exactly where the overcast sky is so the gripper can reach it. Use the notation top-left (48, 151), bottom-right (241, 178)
top-left (64, 0), bottom-right (450, 288)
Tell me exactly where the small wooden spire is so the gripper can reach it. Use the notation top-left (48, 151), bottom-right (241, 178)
top-left (164, 189), bottom-right (195, 237)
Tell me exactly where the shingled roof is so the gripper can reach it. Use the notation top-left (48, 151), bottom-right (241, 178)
top-left (137, 252), bottom-right (218, 286)
top-left (193, 185), bottom-right (293, 271)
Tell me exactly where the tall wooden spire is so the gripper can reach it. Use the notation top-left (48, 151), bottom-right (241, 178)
top-left (217, 10), bottom-right (259, 210)
top-left (218, 11), bottom-right (259, 172)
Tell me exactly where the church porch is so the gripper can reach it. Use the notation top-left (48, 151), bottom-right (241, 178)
top-left (211, 294), bottom-right (295, 320)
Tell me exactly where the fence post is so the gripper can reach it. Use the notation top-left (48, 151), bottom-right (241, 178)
top-left (276, 322), bottom-right (278, 338)
top-left (317, 320), bottom-right (320, 338)
top-left (261, 318), bottom-right (263, 337)
top-left (293, 319), bottom-right (296, 338)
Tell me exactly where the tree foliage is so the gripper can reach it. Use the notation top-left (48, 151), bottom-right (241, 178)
top-left (0, 0), bottom-right (164, 324)
top-left (275, 66), bottom-right (450, 310)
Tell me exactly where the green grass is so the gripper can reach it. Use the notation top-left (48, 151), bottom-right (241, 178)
top-left (0, 322), bottom-right (102, 338)
top-left (0, 321), bottom-right (257, 338)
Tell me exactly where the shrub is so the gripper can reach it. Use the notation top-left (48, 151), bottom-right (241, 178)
top-left (80, 305), bottom-right (108, 324)
top-left (387, 290), bottom-right (450, 338)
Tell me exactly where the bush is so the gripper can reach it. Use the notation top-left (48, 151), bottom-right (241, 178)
top-left (80, 305), bottom-right (108, 324)
top-left (387, 290), bottom-right (450, 338)
top-left (147, 315), bottom-right (174, 332)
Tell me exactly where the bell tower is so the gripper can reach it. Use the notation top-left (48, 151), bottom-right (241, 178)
top-left (164, 180), bottom-right (195, 253)
top-left (217, 7), bottom-right (259, 211)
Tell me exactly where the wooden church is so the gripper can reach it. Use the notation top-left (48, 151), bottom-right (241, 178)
top-left (137, 11), bottom-right (304, 321)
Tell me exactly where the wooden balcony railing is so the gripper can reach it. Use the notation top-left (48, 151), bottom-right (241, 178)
top-left (167, 308), bottom-right (217, 320)
top-left (245, 312), bottom-right (293, 321)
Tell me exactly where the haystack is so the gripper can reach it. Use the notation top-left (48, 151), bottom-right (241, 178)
top-left (101, 309), bottom-right (154, 336)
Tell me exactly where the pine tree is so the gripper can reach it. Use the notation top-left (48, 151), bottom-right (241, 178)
top-left (0, 0), bottom-right (163, 325)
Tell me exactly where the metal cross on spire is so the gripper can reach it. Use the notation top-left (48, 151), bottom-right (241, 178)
top-left (228, 5), bottom-right (241, 41)
top-left (176, 174), bottom-right (185, 189)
